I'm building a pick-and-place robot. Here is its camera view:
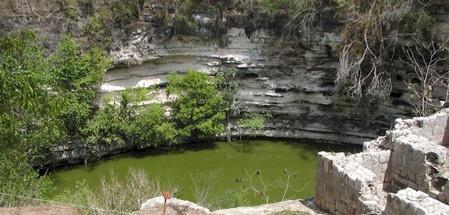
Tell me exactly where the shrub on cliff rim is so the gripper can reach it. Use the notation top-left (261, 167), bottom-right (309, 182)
top-left (167, 70), bottom-right (227, 141)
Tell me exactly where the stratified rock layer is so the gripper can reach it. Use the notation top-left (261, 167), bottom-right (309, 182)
top-left (314, 108), bottom-right (449, 215)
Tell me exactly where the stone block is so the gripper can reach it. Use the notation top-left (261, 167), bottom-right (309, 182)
top-left (383, 188), bottom-right (449, 215)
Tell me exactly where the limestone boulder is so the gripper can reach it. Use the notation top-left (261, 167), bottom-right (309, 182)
top-left (139, 197), bottom-right (210, 215)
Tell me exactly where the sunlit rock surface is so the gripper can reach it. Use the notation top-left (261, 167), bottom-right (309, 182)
top-left (139, 197), bottom-right (325, 215)
top-left (104, 27), bottom-right (409, 145)
top-left (315, 108), bottom-right (449, 214)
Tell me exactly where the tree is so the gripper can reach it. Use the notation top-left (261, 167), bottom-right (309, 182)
top-left (130, 104), bottom-right (177, 148)
top-left (402, 40), bottom-right (448, 116)
top-left (0, 150), bottom-right (52, 207)
top-left (0, 32), bottom-right (112, 206)
top-left (216, 68), bottom-right (240, 142)
top-left (0, 31), bottom-right (64, 155)
top-left (167, 70), bottom-right (226, 141)
top-left (50, 36), bottom-right (111, 136)
top-left (237, 113), bottom-right (271, 141)
top-left (83, 88), bottom-right (177, 148)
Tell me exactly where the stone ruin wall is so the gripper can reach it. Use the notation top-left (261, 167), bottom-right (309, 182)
top-left (314, 108), bottom-right (449, 215)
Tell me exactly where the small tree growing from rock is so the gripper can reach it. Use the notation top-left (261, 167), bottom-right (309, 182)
top-left (401, 40), bottom-right (448, 116)
top-left (237, 113), bottom-right (271, 141)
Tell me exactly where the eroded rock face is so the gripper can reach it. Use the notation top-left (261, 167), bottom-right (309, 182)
top-left (383, 188), bottom-right (449, 215)
top-left (315, 108), bottom-right (449, 214)
top-left (314, 151), bottom-right (389, 215)
top-left (104, 26), bottom-right (410, 146)
top-left (1, 1), bottom-right (449, 167)
top-left (0, 0), bottom-right (417, 148)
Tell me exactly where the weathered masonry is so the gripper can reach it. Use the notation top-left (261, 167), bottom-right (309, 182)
top-left (315, 108), bottom-right (449, 215)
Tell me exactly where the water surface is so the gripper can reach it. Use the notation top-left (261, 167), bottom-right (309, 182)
top-left (50, 140), bottom-right (357, 208)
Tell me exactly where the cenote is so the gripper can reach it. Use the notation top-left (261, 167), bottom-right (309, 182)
top-left (50, 140), bottom-right (358, 208)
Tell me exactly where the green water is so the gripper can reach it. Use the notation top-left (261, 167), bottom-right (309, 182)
top-left (50, 140), bottom-right (356, 208)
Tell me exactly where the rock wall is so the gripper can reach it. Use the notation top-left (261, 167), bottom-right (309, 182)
top-left (105, 25), bottom-right (410, 145)
top-left (314, 108), bottom-right (449, 214)
top-left (314, 151), bottom-right (389, 215)
top-left (0, 0), bottom-right (419, 148)
top-left (382, 188), bottom-right (449, 215)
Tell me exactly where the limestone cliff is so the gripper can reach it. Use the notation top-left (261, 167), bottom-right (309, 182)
top-left (1, 0), bottom-right (447, 154)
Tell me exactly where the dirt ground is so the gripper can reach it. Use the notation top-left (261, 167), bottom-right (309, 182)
top-left (0, 205), bottom-right (81, 215)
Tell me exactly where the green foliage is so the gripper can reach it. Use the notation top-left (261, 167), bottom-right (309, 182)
top-left (167, 70), bottom-right (226, 139)
top-left (83, 88), bottom-right (176, 147)
top-left (82, 10), bottom-right (113, 49)
top-left (0, 150), bottom-right (52, 207)
top-left (400, 10), bottom-right (435, 39)
top-left (176, 0), bottom-right (197, 15)
top-left (0, 32), bottom-right (110, 207)
top-left (256, 0), bottom-right (319, 13)
top-left (51, 37), bottom-right (111, 102)
top-left (130, 104), bottom-right (177, 147)
top-left (173, 14), bottom-right (198, 35)
top-left (55, 169), bottom-right (176, 214)
top-left (257, 0), bottom-right (298, 12)
top-left (238, 113), bottom-right (271, 134)
top-left (59, 97), bottom-right (91, 136)
top-left (83, 102), bottom-right (124, 145)
top-left (54, 180), bottom-right (96, 214)
top-left (50, 36), bottom-right (111, 136)
top-left (0, 31), bottom-right (63, 154)
top-left (111, 0), bottom-right (143, 27)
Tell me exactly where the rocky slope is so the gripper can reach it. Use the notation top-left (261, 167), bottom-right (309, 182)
top-left (1, 0), bottom-right (443, 149)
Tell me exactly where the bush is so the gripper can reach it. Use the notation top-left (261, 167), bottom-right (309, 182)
top-left (167, 70), bottom-right (226, 140)
top-left (83, 101), bottom-right (124, 146)
top-left (111, 0), bottom-right (143, 27)
top-left (0, 150), bottom-right (52, 207)
top-left (50, 36), bottom-right (111, 136)
top-left (83, 88), bottom-right (176, 147)
top-left (257, 0), bottom-right (298, 12)
top-left (82, 10), bottom-right (113, 48)
top-left (0, 32), bottom-right (111, 207)
top-left (400, 9), bottom-right (435, 40)
top-left (55, 169), bottom-right (177, 214)
top-left (54, 180), bottom-right (97, 214)
top-left (130, 104), bottom-right (177, 148)
top-left (173, 14), bottom-right (198, 35)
